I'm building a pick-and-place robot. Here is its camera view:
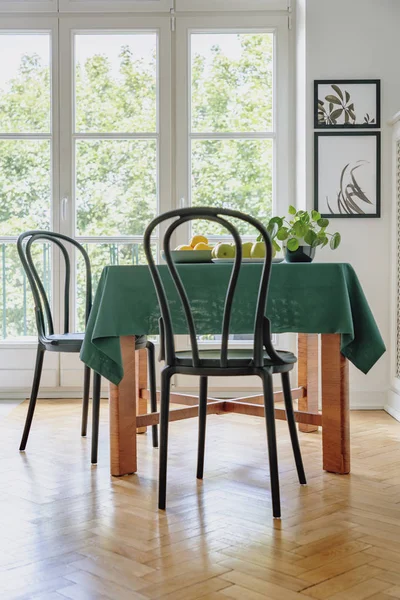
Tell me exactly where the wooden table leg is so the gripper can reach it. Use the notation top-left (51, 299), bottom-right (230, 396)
top-left (109, 336), bottom-right (137, 476)
top-left (298, 333), bottom-right (319, 433)
top-left (321, 334), bottom-right (350, 474)
top-left (136, 348), bottom-right (148, 434)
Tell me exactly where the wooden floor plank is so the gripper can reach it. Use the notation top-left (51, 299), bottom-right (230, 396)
top-left (0, 401), bottom-right (399, 600)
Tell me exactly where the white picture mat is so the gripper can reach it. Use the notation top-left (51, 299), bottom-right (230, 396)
top-left (317, 83), bottom-right (378, 125)
top-left (317, 135), bottom-right (377, 215)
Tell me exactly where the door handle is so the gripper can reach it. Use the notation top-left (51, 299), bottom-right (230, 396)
top-left (61, 197), bottom-right (68, 221)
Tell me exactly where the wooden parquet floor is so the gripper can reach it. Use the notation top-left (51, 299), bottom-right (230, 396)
top-left (0, 400), bottom-right (400, 600)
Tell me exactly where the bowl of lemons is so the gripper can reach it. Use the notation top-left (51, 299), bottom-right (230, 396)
top-left (162, 235), bottom-right (213, 263)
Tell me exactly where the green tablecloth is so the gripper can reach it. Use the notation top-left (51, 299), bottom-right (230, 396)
top-left (80, 263), bottom-right (385, 385)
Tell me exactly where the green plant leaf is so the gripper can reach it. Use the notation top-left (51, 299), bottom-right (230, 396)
top-left (277, 227), bottom-right (289, 241)
top-left (325, 94), bottom-right (342, 105)
top-left (269, 216), bottom-right (284, 228)
top-left (345, 90), bottom-right (350, 103)
top-left (267, 222), bottom-right (279, 238)
top-left (288, 205), bottom-right (296, 215)
top-left (330, 232), bottom-right (341, 250)
top-left (311, 209), bottom-right (321, 221)
top-left (287, 237), bottom-right (299, 252)
top-left (304, 229), bottom-right (317, 246)
top-left (272, 239), bottom-right (281, 253)
top-left (300, 212), bottom-right (310, 224)
top-left (293, 221), bottom-right (307, 238)
top-left (331, 84), bottom-right (343, 100)
top-left (317, 218), bottom-right (330, 228)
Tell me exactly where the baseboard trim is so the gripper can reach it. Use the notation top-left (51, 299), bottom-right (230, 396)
top-left (0, 388), bottom-right (388, 410)
top-left (385, 388), bottom-right (400, 422)
top-left (0, 389), bottom-right (108, 400)
top-left (385, 403), bottom-right (400, 422)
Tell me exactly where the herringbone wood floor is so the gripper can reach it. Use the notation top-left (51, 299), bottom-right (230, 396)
top-left (0, 400), bottom-right (399, 600)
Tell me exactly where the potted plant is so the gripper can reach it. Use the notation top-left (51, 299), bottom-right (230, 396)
top-left (264, 206), bottom-right (341, 263)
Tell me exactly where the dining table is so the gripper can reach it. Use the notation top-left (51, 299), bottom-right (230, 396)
top-left (80, 262), bottom-right (386, 478)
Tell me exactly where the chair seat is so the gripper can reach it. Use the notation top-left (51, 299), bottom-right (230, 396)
top-left (175, 348), bottom-right (297, 370)
top-left (43, 333), bottom-right (85, 352)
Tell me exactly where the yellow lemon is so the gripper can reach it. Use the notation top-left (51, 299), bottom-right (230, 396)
top-left (250, 242), bottom-right (266, 259)
top-left (194, 242), bottom-right (212, 251)
top-left (190, 234), bottom-right (208, 248)
top-left (175, 244), bottom-right (193, 251)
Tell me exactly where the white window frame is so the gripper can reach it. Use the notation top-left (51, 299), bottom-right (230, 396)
top-left (59, 15), bottom-right (172, 330)
top-left (176, 14), bottom-right (290, 246)
top-left (0, 0), bottom-right (57, 12)
top-left (59, 0), bottom-right (173, 13)
top-left (0, 16), bottom-right (60, 345)
top-left (176, 0), bottom-right (288, 11)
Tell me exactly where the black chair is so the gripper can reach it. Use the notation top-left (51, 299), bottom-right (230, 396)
top-left (17, 231), bottom-right (159, 462)
top-left (144, 208), bottom-right (306, 519)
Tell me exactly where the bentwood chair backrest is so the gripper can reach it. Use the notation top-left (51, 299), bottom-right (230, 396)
top-left (144, 207), bottom-right (282, 369)
top-left (17, 231), bottom-right (92, 341)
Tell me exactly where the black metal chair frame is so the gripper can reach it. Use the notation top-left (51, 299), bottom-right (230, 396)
top-left (144, 207), bottom-right (306, 519)
top-left (17, 230), bottom-right (159, 463)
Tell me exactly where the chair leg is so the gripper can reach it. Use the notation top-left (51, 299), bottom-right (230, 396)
top-left (81, 365), bottom-right (91, 437)
top-left (158, 368), bottom-right (172, 510)
top-left (197, 376), bottom-right (208, 480)
top-left (281, 371), bottom-right (307, 485)
top-left (19, 346), bottom-right (45, 451)
top-left (91, 372), bottom-right (101, 464)
top-left (146, 342), bottom-right (158, 448)
top-left (260, 369), bottom-right (281, 519)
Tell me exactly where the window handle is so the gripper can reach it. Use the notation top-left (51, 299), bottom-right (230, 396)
top-left (61, 197), bottom-right (69, 221)
top-left (179, 197), bottom-right (187, 209)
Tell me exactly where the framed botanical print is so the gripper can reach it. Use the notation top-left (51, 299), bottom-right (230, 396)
top-left (314, 79), bottom-right (381, 129)
top-left (314, 132), bottom-right (381, 218)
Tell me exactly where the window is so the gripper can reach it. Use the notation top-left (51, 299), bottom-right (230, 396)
top-left (0, 12), bottom-right (288, 346)
top-left (190, 31), bottom-right (274, 237)
top-left (72, 31), bottom-right (159, 329)
top-left (0, 29), bottom-right (54, 338)
top-left (176, 15), bottom-right (289, 248)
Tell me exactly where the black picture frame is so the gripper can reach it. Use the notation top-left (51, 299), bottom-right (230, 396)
top-left (314, 131), bottom-right (381, 219)
top-left (314, 79), bottom-right (381, 129)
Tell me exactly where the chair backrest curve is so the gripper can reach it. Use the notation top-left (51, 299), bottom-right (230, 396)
top-left (144, 207), bottom-right (278, 369)
top-left (17, 230), bottom-right (92, 340)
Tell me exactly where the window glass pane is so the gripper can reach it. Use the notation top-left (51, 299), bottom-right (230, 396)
top-left (0, 34), bottom-right (50, 134)
top-left (75, 33), bottom-right (157, 133)
top-left (76, 242), bottom-right (155, 331)
top-left (0, 140), bottom-right (51, 236)
top-left (0, 242), bottom-right (51, 339)
top-left (191, 32), bottom-right (273, 133)
top-left (191, 139), bottom-right (273, 235)
top-left (76, 139), bottom-right (157, 237)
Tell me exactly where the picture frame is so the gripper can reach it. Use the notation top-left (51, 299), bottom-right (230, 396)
top-left (314, 132), bottom-right (381, 218)
top-left (314, 79), bottom-right (381, 129)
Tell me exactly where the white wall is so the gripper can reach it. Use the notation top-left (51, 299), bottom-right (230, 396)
top-left (297, 0), bottom-right (400, 409)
